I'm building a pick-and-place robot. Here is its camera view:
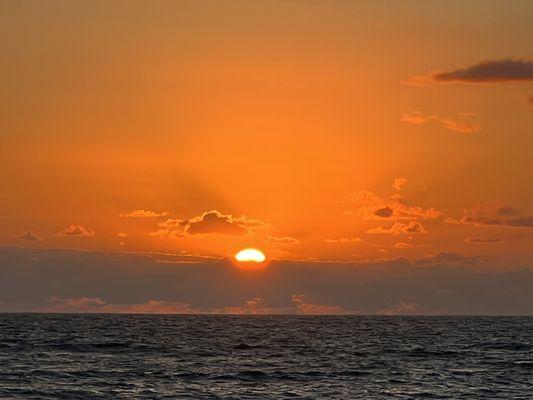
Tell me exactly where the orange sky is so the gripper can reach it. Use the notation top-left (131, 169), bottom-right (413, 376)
top-left (2, 0), bottom-right (533, 276)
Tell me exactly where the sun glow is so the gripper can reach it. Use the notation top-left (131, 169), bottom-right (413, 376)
top-left (235, 248), bottom-right (266, 263)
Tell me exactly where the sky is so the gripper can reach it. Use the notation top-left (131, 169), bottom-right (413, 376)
top-left (1, 0), bottom-right (533, 314)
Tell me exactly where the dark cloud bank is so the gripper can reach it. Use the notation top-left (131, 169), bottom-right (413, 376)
top-left (1, 247), bottom-right (532, 315)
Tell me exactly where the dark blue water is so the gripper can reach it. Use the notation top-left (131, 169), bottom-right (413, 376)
top-left (1, 315), bottom-right (532, 399)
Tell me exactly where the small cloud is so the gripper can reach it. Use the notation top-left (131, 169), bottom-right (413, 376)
top-left (14, 231), bottom-right (42, 241)
top-left (465, 237), bottom-right (504, 245)
top-left (404, 58), bottom-right (533, 85)
top-left (374, 206), bottom-right (394, 218)
top-left (394, 242), bottom-right (417, 249)
top-left (439, 117), bottom-right (481, 134)
top-left (119, 209), bottom-right (170, 218)
top-left (400, 111), bottom-right (437, 125)
top-left (402, 110), bottom-right (481, 134)
top-left (158, 218), bottom-right (183, 228)
top-left (117, 232), bottom-right (128, 238)
top-left (265, 236), bottom-right (300, 245)
top-left (393, 178), bottom-right (407, 191)
top-left (325, 237), bottom-right (362, 244)
top-left (57, 224), bottom-right (94, 237)
top-left (378, 301), bottom-right (418, 316)
top-left (367, 221), bottom-right (426, 235)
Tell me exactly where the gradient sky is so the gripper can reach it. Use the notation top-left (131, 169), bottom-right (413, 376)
top-left (2, 1), bottom-right (533, 314)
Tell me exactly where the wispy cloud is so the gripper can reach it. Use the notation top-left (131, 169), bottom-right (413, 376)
top-left (401, 111), bottom-right (481, 134)
top-left (325, 237), bottom-right (362, 244)
top-left (119, 209), bottom-right (170, 218)
top-left (265, 236), bottom-right (300, 245)
top-left (465, 237), bottom-right (504, 245)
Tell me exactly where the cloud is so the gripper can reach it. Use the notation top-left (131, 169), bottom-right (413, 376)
top-left (378, 301), bottom-right (418, 316)
top-left (149, 229), bottom-right (184, 239)
top-left (394, 242), bottom-right (419, 249)
top-left (45, 296), bottom-right (199, 314)
top-left (457, 206), bottom-right (533, 228)
top-left (119, 209), bottom-right (170, 218)
top-left (367, 221), bottom-right (426, 235)
top-left (325, 237), bottom-right (362, 244)
top-left (345, 183), bottom-right (442, 222)
top-left (417, 251), bottom-right (489, 266)
top-left (290, 294), bottom-right (349, 315)
top-left (185, 210), bottom-right (267, 236)
top-left (400, 111), bottom-right (437, 125)
top-left (393, 178), bottom-right (407, 191)
top-left (158, 218), bottom-right (184, 228)
top-left (465, 237), bottom-right (504, 245)
top-left (434, 59), bottom-right (533, 83)
top-left (57, 224), bottom-right (94, 237)
top-left (14, 231), bottom-right (41, 241)
top-left (265, 236), bottom-right (300, 245)
top-left (401, 111), bottom-right (481, 134)
top-left (374, 206), bottom-right (394, 218)
top-left (404, 58), bottom-right (533, 85)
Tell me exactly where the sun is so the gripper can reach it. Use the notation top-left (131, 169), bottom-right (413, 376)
top-left (235, 248), bottom-right (266, 263)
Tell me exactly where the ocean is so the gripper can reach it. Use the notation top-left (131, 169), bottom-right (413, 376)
top-left (1, 315), bottom-right (532, 399)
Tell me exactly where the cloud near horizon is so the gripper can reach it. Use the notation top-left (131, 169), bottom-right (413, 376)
top-left (14, 231), bottom-right (42, 241)
top-left (56, 224), bottom-right (94, 237)
top-left (1, 247), bottom-right (531, 315)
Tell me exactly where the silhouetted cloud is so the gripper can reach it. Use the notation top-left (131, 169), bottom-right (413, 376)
top-left (434, 59), bottom-right (533, 83)
top-left (465, 237), bottom-right (504, 245)
top-left (374, 206), bottom-right (394, 218)
top-left (404, 58), bottom-right (533, 85)
top-left (119, 209), bottom-right (170, 218)
top-left (186, 210), bottom-right (267, 236)
top-left (14, 231), bottom-right (41, 241)
top-left (458, 206), bottom-right (533, 228)
top-left (417, 251), bottom-right (489, 266)
top-left (56, 224), bottom-right (94, 237)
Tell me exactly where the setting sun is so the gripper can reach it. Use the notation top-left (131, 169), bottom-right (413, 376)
top-left (235, 248), bottom-right (266, 263)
